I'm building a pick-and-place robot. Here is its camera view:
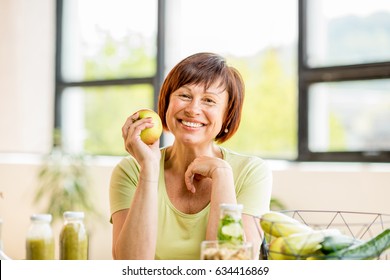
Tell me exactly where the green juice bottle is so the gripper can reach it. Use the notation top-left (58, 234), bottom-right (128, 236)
top-left (60, 211), bottom-right (88, 260)
top-left (26, 214), bottom-right (55, 260)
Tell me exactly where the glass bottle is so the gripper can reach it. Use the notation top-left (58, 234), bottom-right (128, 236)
top-left (26, 214), bottom-right (55, 260)
top-left (217, 203), bottom-right (244, 244)
top-left (0, 219), bottom-right (11, 260)
top-left (60, 211), bottom-right (88, 260)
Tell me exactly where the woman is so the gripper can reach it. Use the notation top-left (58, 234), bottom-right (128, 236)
top-left (110, 52), bottom-right (272, 260)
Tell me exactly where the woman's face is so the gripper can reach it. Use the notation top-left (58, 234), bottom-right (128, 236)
top-left (165, 81), bottom-right (228, 146)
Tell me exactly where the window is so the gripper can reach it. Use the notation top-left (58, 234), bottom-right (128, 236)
top-left (298, 0), bottom-right (390, 162)
top-left (55, 0), bottom-right (159, 155)
top-left (56, 0), bottom-right (390, 162)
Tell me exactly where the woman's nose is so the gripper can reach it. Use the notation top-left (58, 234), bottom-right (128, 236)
top-left (184, 99), bottom-right (201, 116)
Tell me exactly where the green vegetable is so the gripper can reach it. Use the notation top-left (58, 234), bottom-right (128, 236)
top-left (326, 228), bottom-right (390, 260)
top-left (321, 234), bottom-right (363, 254)
top-left (217, 214), bottom-right (244, 244)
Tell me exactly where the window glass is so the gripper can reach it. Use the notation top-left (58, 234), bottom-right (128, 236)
top-left (61, 85), bottom-right (154, 155)
top-left (306, 0), bottom-right (390, 67)
top-left (308, 79), bottom-right (390, 152)
top-left (165, 0), bottom-right (298, 159)
top-left (61, 0), bottom-right (157, 81)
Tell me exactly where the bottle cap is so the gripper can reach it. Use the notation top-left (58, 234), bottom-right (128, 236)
top-left (31, 214), bottom-right (52, 223)
top-left (219, 203), bottom-right (243, 211)
top-left (63, 211), bottom-right (85, 219)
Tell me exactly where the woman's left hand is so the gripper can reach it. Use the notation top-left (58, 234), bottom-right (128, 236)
top-left (184, 156), bottom-right (232, 193)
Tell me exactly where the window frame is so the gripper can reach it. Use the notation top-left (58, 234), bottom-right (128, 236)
top-left (298, 0), bottom-right (390, 162)
top-left (54, 0), bottom-right (168, 149)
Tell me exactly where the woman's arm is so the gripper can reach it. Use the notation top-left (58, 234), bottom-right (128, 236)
top-left (242, 215), bottom-right (262, 259)
top-left (112, 169), bottom-right (159, 259)
top-left (111, 113), bottom-right (161, 259)
top-left (206, 168), bottom-right (262, 260)
top-left (184, 157), bottom-right (237, 240)
top-left (184, 154), bottom-right (271, 260)
top-left (206, 166), bottom-right (237, 240)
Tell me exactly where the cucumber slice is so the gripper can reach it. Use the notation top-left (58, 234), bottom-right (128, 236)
top-left (221, 223), bottom-right (243, 238)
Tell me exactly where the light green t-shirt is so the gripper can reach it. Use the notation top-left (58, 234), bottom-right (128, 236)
top-left (109, 146), bottom-right (272, 260)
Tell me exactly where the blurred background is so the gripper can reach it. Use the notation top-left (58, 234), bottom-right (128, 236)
top-left (1, 0), bottom-right (389, 259)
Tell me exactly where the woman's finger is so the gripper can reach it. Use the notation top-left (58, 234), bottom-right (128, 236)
top-left (122, 112), bottom-right (139, 138)
top-left (184, 162), bottom-right (196, 193)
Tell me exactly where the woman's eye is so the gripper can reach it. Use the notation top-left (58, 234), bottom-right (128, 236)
top-left (179, 94), bottom-right (191, 99)
top-left (204, 98), bottom-right (216, 104)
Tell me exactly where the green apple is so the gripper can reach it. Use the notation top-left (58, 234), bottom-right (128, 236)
top-left (137, 109), bottom-right (163, 145)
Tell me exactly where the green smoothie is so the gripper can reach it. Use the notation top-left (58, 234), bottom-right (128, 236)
top-left (60, 222), bottom-right (88, 260)
top-left (26, 238), bottom-right (55, 260)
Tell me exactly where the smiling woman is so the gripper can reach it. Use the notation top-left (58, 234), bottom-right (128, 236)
top-left (109, 52), bottom-right (273, 260)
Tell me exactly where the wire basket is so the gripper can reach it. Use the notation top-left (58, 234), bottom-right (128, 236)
top-left (257, 210), bottom-right (390, 260)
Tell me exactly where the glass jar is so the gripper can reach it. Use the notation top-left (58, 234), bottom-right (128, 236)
top-left (217, 203), bottom-right (244, 244)
top-left (60, 211), bottom-right (88, 260)
top-left (0, 219), bottom-right (11, 260)
top-left (201, 240), bottom-right (253, 260)
top-left (26, 214), bottom-right (55, 260)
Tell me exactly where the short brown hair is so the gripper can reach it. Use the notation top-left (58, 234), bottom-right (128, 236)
top-left (158, 52), bottom-right (244, 143)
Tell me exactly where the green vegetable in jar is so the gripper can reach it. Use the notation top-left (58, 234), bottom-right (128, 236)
top-left (26, 238), bottom-right (54, 260)
top-left (217, 214), bottom-right (244, 244)
top-left (60, 222), bottom-right (88, 260)
top-left (25, 214), bottom-right (54, 260)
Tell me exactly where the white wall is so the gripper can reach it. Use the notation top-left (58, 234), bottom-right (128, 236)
top-left (272, 163), bottom-right (390, 213)
top-left (0, 0), bottom-right (54, 154)
top-left (1, 0), bottom-right (389, 260)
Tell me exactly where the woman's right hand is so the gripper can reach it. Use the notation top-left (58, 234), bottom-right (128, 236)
top-left (122, 112), bottom-right (161, 167)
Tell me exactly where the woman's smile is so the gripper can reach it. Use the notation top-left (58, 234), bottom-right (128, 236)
top-left (180, 119), bottom-right (205, 129)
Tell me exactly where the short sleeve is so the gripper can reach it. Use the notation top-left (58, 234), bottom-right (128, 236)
top-left (109, 156), bottom-right (140, 221)
top-left (234, 157), bottom-right (273, 217)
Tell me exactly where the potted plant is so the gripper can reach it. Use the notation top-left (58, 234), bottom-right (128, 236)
top-left (33, 130), bottom-right (101, 226)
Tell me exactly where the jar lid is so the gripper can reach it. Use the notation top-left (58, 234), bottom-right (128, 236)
top-left (219, 203), bottom-right (243, 211)
top-left (31, 214), bottom-right (52, 222)
top-left (63, 211), bottom-right (85, 219)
